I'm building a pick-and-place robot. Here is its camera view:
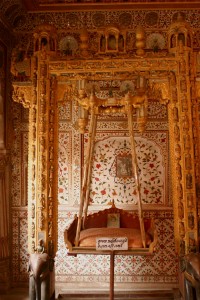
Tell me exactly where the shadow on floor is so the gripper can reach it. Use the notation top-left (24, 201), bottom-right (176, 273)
top-left (0, 288), bottom-right (29, 300)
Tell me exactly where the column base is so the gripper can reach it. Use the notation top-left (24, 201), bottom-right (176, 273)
top-left (0, 259), bottom-right (10, 294)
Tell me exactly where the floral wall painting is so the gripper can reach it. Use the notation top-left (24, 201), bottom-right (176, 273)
top-left (58, 131), bottom-right (71, 205)
top-left (89, 133), bottom-right (168, 206)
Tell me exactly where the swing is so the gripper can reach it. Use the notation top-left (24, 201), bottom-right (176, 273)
top-left (64, 87), bottom-right (158, 255)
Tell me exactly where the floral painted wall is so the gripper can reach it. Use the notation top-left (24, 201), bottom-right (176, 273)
top-left (9, 91), bottom-right (177, 293)
top-left (10, 103), bottom-right (29, 285)
top-left (89, 134), bottom-right (167, 205)
top-left (55, 99), bottom-right (178, 294)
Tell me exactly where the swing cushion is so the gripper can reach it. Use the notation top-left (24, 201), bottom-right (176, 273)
top-left (79, 227), bottom-right (153, 248)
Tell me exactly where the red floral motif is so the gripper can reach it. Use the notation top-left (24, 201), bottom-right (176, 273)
top-left (58, 132), bottom-right (70, 204)
top-left (101, 189), bottom-right (106, 195)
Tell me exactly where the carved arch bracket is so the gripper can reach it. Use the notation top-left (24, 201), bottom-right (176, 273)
top-left (12, 84), bottom-right (32, 108)
top-left (148, 80), bottom-right (170, 104)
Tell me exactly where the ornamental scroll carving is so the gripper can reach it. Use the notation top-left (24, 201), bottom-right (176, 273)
top-left (148, 81), bottom-right (170, 104)
top-left (10, 17), bottom-right (199, 261)
top-left (12, 85), bottom-right (32, 108)
top-left (49, 59), bottom-right (178, 76)
top-left (57, 82), bottom-right (75, 103)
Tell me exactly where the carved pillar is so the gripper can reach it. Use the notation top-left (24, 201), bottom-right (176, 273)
top-left (169, 51), bottom-right (197, 255)
top-left (28, 51), bottom-right (58, 258)
top-left (0, 153), bottom-right (10, 292)
top-left (0, 83), bottom-right (4, 150)
top-left (0, 42), bottom-right (11, 292)
top-left (168, 15), bottom-right (198, 256)
top-left (194, 60), bottom-right (200, 244)
top-left (24, 25), bottom-right (58, 262)
top-left (12, 24), bottom-right (58, 296)
top-left (28, 55), bottom-right (37, 254)
top-left (168, 70), bottom-right (180, 251)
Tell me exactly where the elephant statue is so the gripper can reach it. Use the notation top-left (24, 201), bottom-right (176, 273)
top-left (180, 253), bottom-right (200, 300)
top-left (28, 249), bottom-right (51, 300)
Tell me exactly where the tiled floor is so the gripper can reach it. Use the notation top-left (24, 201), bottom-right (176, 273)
top-left (58, 290), bottom-right (179, 300)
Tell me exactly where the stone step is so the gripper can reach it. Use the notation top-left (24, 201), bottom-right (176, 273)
top-left (58, 290), bottom-right (180, 300)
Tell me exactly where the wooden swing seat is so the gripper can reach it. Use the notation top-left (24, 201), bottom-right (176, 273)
top-left (64, 206), bottom-right (157, 255)
top-left (64, 96), bottom-right (158, 257)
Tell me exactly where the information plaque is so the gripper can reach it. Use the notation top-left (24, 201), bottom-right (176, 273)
top-left (96, 237), bottom-right (128, 251)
